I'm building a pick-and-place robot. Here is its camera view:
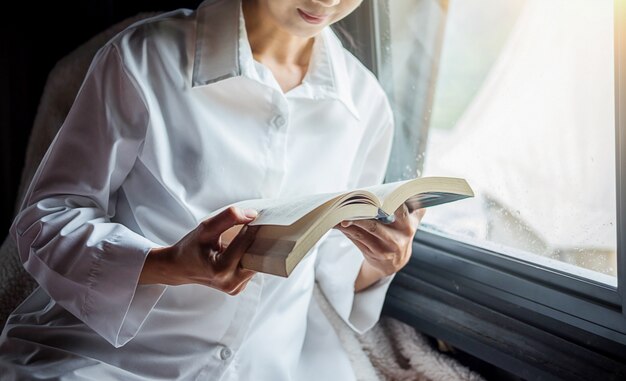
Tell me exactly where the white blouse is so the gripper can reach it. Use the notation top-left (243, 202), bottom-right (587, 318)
top-left (1, 1), bottom-right (395, 380)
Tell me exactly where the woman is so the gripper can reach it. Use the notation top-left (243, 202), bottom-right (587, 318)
top-left (1, 0), bottom-right (423, 379)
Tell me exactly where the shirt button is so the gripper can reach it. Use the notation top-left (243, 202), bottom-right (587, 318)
top-left (219, 346), bottom-right (233, 360)
top-left (274, 115), bottom-right (286, 127)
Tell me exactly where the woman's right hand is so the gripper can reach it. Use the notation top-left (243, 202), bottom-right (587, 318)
top-left (139, 207), bottom-right (260, 295)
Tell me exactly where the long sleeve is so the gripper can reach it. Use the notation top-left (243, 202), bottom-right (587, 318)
top-left (315, 101), bottom-right (395, 334)
top-left (9, 43), bottom-right (165, 348)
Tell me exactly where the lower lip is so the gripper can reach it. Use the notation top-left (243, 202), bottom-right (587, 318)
top-left (297, 9), bottom-right (326, 24)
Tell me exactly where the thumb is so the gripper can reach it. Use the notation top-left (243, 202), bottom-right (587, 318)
top-left (201, 207), bottom-right (258, 237)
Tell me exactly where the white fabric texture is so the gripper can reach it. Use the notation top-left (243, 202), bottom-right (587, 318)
top-left (0, 4), bottom-right (484, 381)
top-left (2, 1), bottom-right (394, 380)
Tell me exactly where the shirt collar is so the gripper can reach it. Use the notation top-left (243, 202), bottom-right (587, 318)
top-left (192, 0), bottom-right (360, 120)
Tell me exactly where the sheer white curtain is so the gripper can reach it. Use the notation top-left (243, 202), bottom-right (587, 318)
top-left (422, 0), bottom-right (616, 279)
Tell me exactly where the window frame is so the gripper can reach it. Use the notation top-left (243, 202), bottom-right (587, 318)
top-left (344, 0), bottom-right (626, 378)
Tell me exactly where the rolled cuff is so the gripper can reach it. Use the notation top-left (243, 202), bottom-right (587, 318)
top-left (315, 231), bottom-right (393, 334)
top-left (79, 232), bottom-right (165, 347)
top-left (20, 230), bottom-right (166, 348)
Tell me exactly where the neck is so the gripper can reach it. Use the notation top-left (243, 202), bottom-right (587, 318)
top-left (242, 0), bottom-right (314, 67)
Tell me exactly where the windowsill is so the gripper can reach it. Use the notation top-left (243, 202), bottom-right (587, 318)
top-left (383, 234), bottom-right (626, 380)
top-left (384, 252), bottom-right (626, 380)
top-left (419, 226), bottom-right (618, 287)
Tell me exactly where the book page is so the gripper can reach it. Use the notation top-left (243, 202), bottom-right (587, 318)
top-left (379, 177), bottom-right (474, 215)
top-left (207, 191), bottom-right (345, 226)
top-left (362, 180), bottom-right (411, 202)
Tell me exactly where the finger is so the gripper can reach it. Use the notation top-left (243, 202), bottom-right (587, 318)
top-left (201, 207), bottom-right (258, 238)
top-left (390, 203), bottom-right (421, 235)
top-left (409, 208), bottom-right (426, 227)
top-left (394, 203), bottom-right (410, 220)
top-left (404, 198), bottom-right (422, 214)
top-left (226, 266), bottom-right (257, 295)
top-left (339, 224), bottom-right (392, 255)
top-left (227, 276), bottom-right (252, 295)
top-left (345, 219), bottom-right (395, 242)
top-left (347, 234), bottom-right (373, 257)
top-left (415, 208), bottom-right (426, 219)
top-left (345, 222), bottom-right (410, 262)
top-left (344, 232), bottom-right (396, 266)
top-left (237, 265), bottom-right (257, 278)
top-left (220, 225), bottom-right (260, 269)
top-left (338, 224), bottom-right (366, 241)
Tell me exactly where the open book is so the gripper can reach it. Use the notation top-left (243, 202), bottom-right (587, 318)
top-left (216, 177), bottom-right (474, 277)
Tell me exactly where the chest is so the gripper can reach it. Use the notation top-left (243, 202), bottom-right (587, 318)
top-left (137, 77), bottom-right (364, 213)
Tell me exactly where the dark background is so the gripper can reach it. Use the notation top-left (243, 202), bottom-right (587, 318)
top-left (0, 1), bottom-right (203, 236)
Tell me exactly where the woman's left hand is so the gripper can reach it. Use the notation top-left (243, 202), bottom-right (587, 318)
top-left (336, 204), bottom-right (425, 292)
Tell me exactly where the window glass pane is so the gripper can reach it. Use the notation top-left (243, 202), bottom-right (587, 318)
top-left (381, 0), bottom-right (617, 285)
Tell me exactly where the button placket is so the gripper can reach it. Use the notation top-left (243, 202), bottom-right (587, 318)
top-left (274, 114), bottom-right (286, 128)
top-left (214, 275), bottom-right (264, 356)
top-left (270, 91), bottom-right (289, 129)
top-left (260, 93), bottom-right (289, 197)
top-left (219, 346), bottom-right (232, 360)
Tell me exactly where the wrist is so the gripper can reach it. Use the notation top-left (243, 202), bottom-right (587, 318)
top-left (354, 260), bottom-right (388, 292)
top-left (139, 246), bottom-right (176, 285)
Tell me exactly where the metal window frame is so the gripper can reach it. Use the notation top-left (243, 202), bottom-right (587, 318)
top-left (343, 0), bottom-right (626, 379)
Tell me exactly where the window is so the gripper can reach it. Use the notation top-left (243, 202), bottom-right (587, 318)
top-left (343, 0), bottom-right (626, 378)
top-left (383, 0), bottom-right (617, 284)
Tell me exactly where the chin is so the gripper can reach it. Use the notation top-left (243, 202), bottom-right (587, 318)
top-left (284, 21), bottom-right (328, 38)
